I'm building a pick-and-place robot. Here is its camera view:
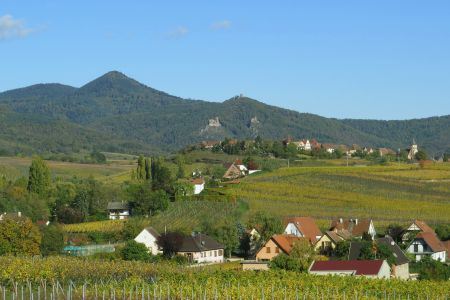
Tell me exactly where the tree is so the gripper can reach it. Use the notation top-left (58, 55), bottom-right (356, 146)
top-left (136, 155), bottom-right (145, 180)
top-left (415, 150), bottom-right (428, 161)
top-left (27, 157), bottom-right (51, 195)
top-left (90, 150), bottom-right (106, 163)
top-left (201, 220), bottom-right (239, 258)
top-left (157, 231), bottom-right (184, 258)
top-left (144, 158), bottom-right (151, 180)
top-left (270, 239), bottom-right (322, 272)
top-left (122, 240), bottom-right (151, 261)
top-left (0, 216), bottom-right (41, 256)
top-left (416, 256), bottom-right (450, 280)
top-left (40, 224), bottom-right (64, 256)
top-left (443, 153), bottom-right (449, 162)
top-left (248, 212), bottom-right (283, 242)
top-left (127, 184), bottom-right (169, 216)
top-left (151, 158), bottom-right (173, 193)
top-left (435, 224), bottom-right (450, 241)
top-left (176, 156), bottom-right (185, 179)
top-left (335, 240), bottom-right (350, 259)
top-left (385, 224), bottom-right (404, 243)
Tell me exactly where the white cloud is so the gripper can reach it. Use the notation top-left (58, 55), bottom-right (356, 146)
top-left (210, 20), bottom-right (231, 30)
top-left (166, 26), bottom-right (189, 38)
top-left (0, 15), bottom-right (36, 40)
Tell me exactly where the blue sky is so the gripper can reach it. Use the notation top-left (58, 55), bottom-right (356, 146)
top-left (1, 1), bottom-right (449, 120)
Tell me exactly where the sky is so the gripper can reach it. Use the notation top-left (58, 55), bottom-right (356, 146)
top-left (1, 1), bottom-right (450, 120)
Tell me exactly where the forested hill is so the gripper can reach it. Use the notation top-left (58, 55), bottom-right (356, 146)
top-left (0, 71), bottom-right (449, 155)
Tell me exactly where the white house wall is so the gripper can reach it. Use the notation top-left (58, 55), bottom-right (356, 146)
top-left (284, 223), bottom-right (303, 237)
top-left (134, 230), bottom-right (161, 255)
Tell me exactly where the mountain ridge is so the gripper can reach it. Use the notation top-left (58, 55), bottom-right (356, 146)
top-left (0, 71), bottom-right (448, 156)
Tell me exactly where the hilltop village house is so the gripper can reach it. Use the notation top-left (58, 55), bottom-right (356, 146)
top-left (107, 202), bottom-right (130, 220)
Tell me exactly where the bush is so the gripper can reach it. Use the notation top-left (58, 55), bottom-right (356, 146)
top-left (40, 224), bottom-right (64, 256)
top-left (121, 240), bottom-right (151, 261)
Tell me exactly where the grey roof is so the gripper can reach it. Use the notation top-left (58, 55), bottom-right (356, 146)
top-left (377, 236), bottom-right (409, 265)
top-left (349, 236), bottom-right (409, 266)
top-left (107, 202), bottom-right (129, 210)
top-left (144, 226), bottom-right (161, 238)
top-left (178, 234), bottom-right (224, 252)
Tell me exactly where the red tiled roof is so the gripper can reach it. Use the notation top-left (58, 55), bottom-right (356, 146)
top-left (416, 232), bottom-right (447, 252)
top-left (330, 219), bottom-right (372, 237)
top-left (412, 220), bottom-right (434, 233)
top-left (284, 217), bottom-right (322, 242)
top-left (309, 260), bottom-right (385, 275)
top-left (271, 234), bottom-right (309, 255)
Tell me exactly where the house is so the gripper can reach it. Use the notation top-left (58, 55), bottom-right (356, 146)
top-left (177, 233), bottom-right (224, 264)
top-left (330, 218), bottom-right (376, 240)
top-left (0, 211), bottom-right (23, 221)
top-left (201, 140), bottom-right (220, 150)
top-left (314, 230), bottom-right (351, 255)
top-left (406, 231), bottom-right (447, 262)
top-left (223, 163), bottom-right (243, 180)
top-left (256, 234), bottom-right (309, 261)
top-left (190, 178), bottom-right (205, 194)
top-left (402, 219), bottom-right (434, 242)
top-left (363, 147), bottom-right (374, 154)
top-left (283, 217), bottom-right (322, 243)
top-left (223, 159), bottom-right (248, 180)
top-left (378, 148), bottom-right (396, 157)
top-left (407, 140), bottom-right (418, 160)
top-left (296, 139), bottom-right (311, 151)
top-left (134, 227), bottom-right (161, 255)
top-left (321, 144), bottom-right (337, 154)
top-left (309, 260), bottom-right (390, 279)
top-left (349, 236), bottom-right (409, 280)
top-left (310, 139), bottom-right (321, 150)
top-left (107, 202), bottom-right (130, 220)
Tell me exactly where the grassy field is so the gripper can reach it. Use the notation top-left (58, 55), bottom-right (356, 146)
top-left (0, 156), bottom-right (134, 182)
top-left (226, 163), bottom-right (450, 229)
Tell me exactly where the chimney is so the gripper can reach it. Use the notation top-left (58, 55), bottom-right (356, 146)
top-left (355, 218), bottom-right (358, 225)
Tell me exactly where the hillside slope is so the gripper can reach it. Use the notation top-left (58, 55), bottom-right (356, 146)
top-left (0, 71), bottom-right (448, 155)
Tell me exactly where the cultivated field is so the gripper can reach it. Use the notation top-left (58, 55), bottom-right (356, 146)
top-left (227, 163), bottom-right (450, 229)
top-left (1, 256), bottom-right (449, 299)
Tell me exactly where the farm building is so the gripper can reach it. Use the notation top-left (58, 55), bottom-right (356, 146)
top-left (309, 260), bottom-right (390, 279)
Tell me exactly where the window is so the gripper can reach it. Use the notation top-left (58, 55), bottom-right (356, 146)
top-left (218, 249), bottom-right (223, 256)
top-left (214, 250), bottom-right (217, 257)
top-left (275, 247), bottom-right (280, 253)
top-left (414, 244), bottom-right (419, 253)
top-left (266, 247), bottom-right (271, 253)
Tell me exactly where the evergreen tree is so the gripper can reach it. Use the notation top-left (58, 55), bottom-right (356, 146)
top-left (27, 157), bottom-right (51, 195)
top-left (144, 158), bottom-right (151, 180)
top-left (176, 156), bottom-right (185, 179)
top-left (136, 155), bottom-right (145, 180)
